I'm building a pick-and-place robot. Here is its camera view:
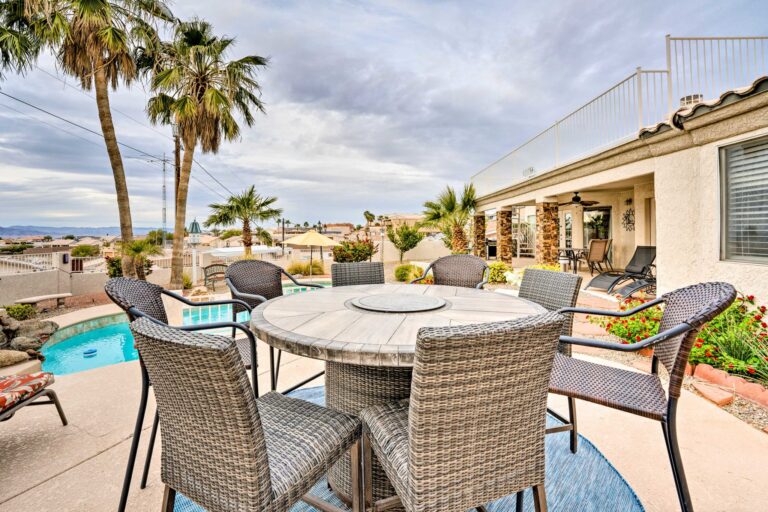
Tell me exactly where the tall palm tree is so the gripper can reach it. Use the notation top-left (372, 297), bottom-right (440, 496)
top-left (123, 238), bottom-right (162, 280)
top-left (203, 185), bottom-right (281, 258)
top-left (0, 2), bottom-right (39, 79)
top-left (144, 19), bottom-right (267, 288)
top-left (422, 183), bottom-right (477, 253)
top-left (14, 0), bottom-right (174, 277)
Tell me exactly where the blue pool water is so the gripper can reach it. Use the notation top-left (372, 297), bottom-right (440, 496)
top-left (42, 323), bottom-right (138, 375)
top-left (42, 282), bottom-right (328, 375)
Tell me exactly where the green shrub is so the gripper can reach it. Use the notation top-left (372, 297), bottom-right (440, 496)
top-left (527, 263), bottom-right (562, 272)
top-left (286, 261), bottom-right (324, 276)
top-left (5, 304), bottom-right (37, 320)
top-left (394, 264), bottom-right (425, 283)
top-left (0, 244), bottom-right (33, 254)
top-left (182, 273), bottom-right (193, 290)
top-left (71, 245), bottom-right (100, 257)
top-left (332, 238), bottom-right (377, 263)
top-left (590, 297), bottom-right (662, 344)
top-left (106, 256), bottom-right (153, 278)
top-left (488, 261), bottom-right (510, 284)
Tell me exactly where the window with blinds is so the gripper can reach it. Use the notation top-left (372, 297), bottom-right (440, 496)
top-left (721, 136), bottom-right (768, 263)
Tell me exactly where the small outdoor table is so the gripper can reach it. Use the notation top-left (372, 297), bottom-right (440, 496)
top-left (558, 247), bottom-right (585, 274)
top-left (250, 283), bottom-right (545, 506)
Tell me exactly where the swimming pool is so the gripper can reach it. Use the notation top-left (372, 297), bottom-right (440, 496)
top-left (42, 281), bottom-right (329, 375)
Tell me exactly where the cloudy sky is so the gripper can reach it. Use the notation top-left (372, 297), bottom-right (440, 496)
top-left (1, 0), bottom-right (766, 230)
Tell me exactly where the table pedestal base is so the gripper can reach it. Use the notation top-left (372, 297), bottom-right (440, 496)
top-left (325, 362), bottom-right (412, 510)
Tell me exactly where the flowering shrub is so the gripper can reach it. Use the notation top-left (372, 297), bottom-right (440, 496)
top-left (690, 294), bottom-right (768, 382)
top-left (487, 261), bottom-right (510, 284)
top-left (589, 297), bottom-right (662, 344)
top-left (332, 238), bottom-right (377, 263)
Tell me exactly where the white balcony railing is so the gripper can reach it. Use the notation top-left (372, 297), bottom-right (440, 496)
top-left (0, 252), bottom-right (56, 275)
top-left (472, 35), bottom-right (768, 198)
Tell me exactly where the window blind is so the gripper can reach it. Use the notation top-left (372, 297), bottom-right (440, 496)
top-left (722, 136), bottom-right (768, 262)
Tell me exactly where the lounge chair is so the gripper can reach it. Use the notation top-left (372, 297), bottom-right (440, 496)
top-left (0, 372), bottom-right (67, 425)
top-left (586, 245), bottom-right (656, 293)
top-left (410, 254), bottom-right (489, 289)
top-left (554, 282), bottom-right (736, 512)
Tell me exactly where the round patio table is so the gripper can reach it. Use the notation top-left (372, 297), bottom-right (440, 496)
top-left (250, 283), bottom-right (545, 506)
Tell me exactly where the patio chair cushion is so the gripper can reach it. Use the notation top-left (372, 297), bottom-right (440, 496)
top-left (549, 354), bottom-right (667, 420)
top-left (0, 372), bottom-right (54, 412)
top-left (359, 400), bottom-right (413, 508)
top-left (257, 391), bottom-right (361, 506)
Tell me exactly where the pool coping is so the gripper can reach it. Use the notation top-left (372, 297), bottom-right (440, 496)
top-left (44, 312), bottom-right (129, 349)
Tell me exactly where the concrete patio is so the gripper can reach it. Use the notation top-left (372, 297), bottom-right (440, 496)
top-left (1, 292), bottom-right (766, 512)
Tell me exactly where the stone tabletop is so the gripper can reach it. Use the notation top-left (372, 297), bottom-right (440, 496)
top-left (250, 283), bottom-right (546, 367)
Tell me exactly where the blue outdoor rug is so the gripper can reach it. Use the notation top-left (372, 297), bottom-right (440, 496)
top-left (175, 386), bottom-right (644, 511)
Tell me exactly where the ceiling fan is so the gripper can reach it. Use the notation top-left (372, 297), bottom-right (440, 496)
top-left (559, 191), bottom-right (599, 207)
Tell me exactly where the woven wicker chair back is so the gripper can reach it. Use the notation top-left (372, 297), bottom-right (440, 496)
top-left (518, 269), bottom-right (582, 354)
top-left (226, 260), bottom-right (284, 308)
top-left (105, 277), bottom-right (168, 324)
top-left (409, 312), bottom-right (564, 509)
top-left (331, 261), bottom-right (385, 287)
top-left (130, 318), bottom-right (273, 510)
top-left (654, 282), bottom-right (736, 398)
top-left (429, 254), bottom-right (487, 288)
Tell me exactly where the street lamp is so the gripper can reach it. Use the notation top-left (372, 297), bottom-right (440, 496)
top-left (189, 218), bottom-right (201, 285)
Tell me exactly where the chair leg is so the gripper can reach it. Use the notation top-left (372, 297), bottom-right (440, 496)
top-left (269, 346), bottom-right (277, 391)
top-left (515, 491), bottom-right (524, 512)
top-left (141, 410), bottom-right (160, 489)
top-left (568, 397), bottom-right (578, 454)
top-left (532, 484), bottom-right (547, 512)
top-left (662, 411), bottom-right (694, 512)
top-left (161, 485), bottom-right (176, 512)
top-left (363, 431), bottom-right (373, 509)
top-left (119, 362), bottom-right (150, 512)
top-left (350, 440), bottom-right (364, 512)
top-left (45, 389), bottom-right (68, 426)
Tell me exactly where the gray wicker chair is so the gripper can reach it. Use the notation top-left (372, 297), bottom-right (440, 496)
top-left (129, 318), bottom-right (364, 512)
top-left (554, 282), bottom-right (736, 512)
top-left (104, 277), bottom-right (257, 512)
top-left (203, 263), bottom-right (228, 290)
top-left (518, 268), bottom-right (582, 454)
top-left (331, 261), bottom-right (385, 287)
top-left (360, 312), bottom-right (565, 512)
top-left (410, 254), bottom-right (489, 289)
top-left (225, 260), bottom-right (325, 393)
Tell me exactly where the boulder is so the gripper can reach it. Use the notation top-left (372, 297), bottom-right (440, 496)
top-left (10, 336), bottom-right (43, 351)
top-left (15, 320), bottom-right (59, 341)
top-left (0, 349), bottom-right (30, 368)
top-left (0, 310), bottom-right (21, 333)
top-left (0, 330), bottom-right (7, 349)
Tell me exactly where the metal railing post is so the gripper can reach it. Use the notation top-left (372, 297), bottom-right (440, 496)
top-left (665, 34), bottom-right (674, 114)
top-left (636, 67), bottom-right (644, 129)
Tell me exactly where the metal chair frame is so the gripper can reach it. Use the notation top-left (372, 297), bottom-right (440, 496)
top-left (0, 386), bottom-right (68, 425)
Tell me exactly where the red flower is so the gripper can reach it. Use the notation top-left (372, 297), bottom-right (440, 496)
top-left (761, 306), bottom-right (767, 314)
top-left (606, 323), bottom-right (612, 329)
top-left (747, 367), bottom-right (756, 374)
top-left (705, 351), bottom-right (712, 357)
top-left (747, 295), bottom-right (755, 302)
top-left (641, 318), bottom-right (646, 323)
top-left (762, 322), bottom-right (767, 328)
top-left (728, 363), bottom-right (735, 369)
top-left (635, 335), bottom-right (641, 342)
top-left (755, 314), bottom-right (763, 322)
top-left (695, 342), bottom-right (703, 348)
top-left (696, 337), bottom-right (704, 343)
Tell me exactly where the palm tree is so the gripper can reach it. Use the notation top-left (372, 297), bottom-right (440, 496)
top-left (422, 184), bottom-right (477, 253)
top-left (203, 185), bottom-right (281, 258)
top-left (253, 226), bottom-right (273, 246)
top-left (363, 210), bottom-right (375, 237)
top-left (144, 19), bottom-right (267, 287)
top-left (0, 2), bottom-right (39, 80)
top-left (123, 239), bottom-right (162, 280)
top-left (15, 0), bottom-right (174, 277)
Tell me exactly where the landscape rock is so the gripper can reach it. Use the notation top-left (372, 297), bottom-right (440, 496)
top-left (15, 320), bottom-right (59, 341)
top-left (692, 381), bottom-right (734, 406)
top-left (0, 330), bottom-right (7, 349)
top-left (0, 310), bottom-right (21, 332)
top-left (10, 336), bottom-right (43, 351)
top-left (0, 349), bottom-right (31, 368)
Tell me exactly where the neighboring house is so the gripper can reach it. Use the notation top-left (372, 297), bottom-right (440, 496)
top-left (471, 37), bottom-right (768, 300)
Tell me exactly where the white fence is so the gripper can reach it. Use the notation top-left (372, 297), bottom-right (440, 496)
top-left (71, 256), bottom-right (106, 273)
top-left (472, 35), bottom-right (768, 198)
top-left (0, 253), bottom-right (56, 275)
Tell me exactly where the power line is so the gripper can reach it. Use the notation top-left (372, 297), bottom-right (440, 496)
top-left (0, 101), bottom-right (104, 149)
top-left (193, 158), bottom-right (234, 196)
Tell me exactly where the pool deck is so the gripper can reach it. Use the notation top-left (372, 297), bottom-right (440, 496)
top-left (1, 296), bottom-right (767, 511)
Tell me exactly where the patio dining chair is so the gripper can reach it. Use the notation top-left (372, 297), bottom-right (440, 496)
top-left (552, 281), bottom-right (736, 512)
top-left (410, 254), bottom-right (489, 289)
top-left (202, 263), bottom-right (228, 291)
top-left (518, 268), bottom-right (582, 453)
top-left (360, 312), bottom-right (565, 512)
top-left (331, 261), bottom-right (385, 287)
top-left (586, 245), bottom-right (655, 293)
top-left (226, 259), bottom-right (325, 393)
top-left (129, 318), bottom-right (364, 512)
top-left (105, 277), bottom-right (258, 512)
top-left (580, 239), bottom-right (612, 275)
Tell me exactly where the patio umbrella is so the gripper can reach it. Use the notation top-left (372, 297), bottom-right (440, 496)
top-left (281, 230), bottom-right (338, 279)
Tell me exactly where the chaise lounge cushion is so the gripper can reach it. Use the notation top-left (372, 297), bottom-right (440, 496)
top-left (0, 372), bottom-right (54, 412)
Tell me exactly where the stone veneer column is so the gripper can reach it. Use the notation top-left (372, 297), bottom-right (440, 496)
top-left (535, 202), bottom-right (560, 265)
top-left (497, 209), bottom-right (513, 265)
top-left (472, 214), bottom-right (486, 258)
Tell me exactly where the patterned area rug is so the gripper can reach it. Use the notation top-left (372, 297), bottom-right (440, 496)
top-left (175, 386), bottom-right (644, 511)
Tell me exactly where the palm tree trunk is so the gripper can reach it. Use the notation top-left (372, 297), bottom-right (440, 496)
top-left (451, 224), bottom-right (468, 254)
top-left (135, 257), bottom-right (146, 280)
top-left (242, 218), bottom-right (253, 257)
top-left (93, 65), bottom-right (135, 277)
top-left (170, 135), bottom-right (196, 289)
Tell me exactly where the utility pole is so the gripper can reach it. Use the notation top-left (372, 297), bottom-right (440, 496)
top-left (162, 154), bottom-right (168, 250)
top-left (173, 124), bottom-right (181, 202)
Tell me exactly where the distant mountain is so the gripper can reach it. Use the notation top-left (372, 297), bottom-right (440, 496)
top-left (0, 226), bottom-right (159, 237)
